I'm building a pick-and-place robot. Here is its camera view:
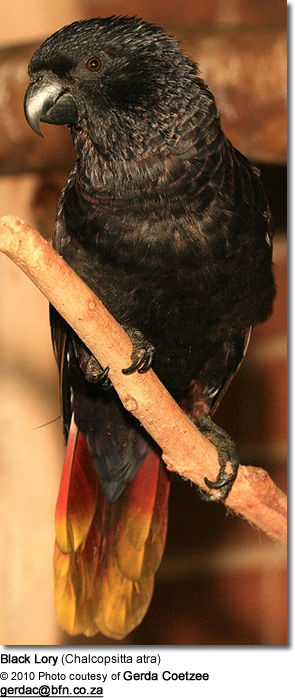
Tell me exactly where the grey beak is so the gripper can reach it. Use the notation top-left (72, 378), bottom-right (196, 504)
top-left (24, 79), bottom-right (79, 136)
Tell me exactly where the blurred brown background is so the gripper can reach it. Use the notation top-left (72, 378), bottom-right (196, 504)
top-left (0, 0), bottom-right (287, 645)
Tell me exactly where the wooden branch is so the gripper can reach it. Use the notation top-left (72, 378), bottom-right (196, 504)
top-left (0, 215), bottom-right (287, 544)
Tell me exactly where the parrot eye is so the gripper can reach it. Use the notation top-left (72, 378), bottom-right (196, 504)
top-left (86, 56), bottom-right (102, 72)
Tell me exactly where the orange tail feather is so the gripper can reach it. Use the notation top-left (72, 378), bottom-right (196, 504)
top-left (54, 417), bottom-right (170, 638)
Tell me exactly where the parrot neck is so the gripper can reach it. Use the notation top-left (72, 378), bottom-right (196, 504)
top-left (71, 111), bottom-right (225, 211)
top-left (69, 74), bottom-right (223, 187)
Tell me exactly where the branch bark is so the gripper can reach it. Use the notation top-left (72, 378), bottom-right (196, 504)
top-left (0, 215), bottom-right (287, 544)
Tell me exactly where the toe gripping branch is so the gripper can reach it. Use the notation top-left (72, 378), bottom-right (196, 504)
top-left (192, 414), bottom-right (240, 501)
top-left (73, 340), bottom-right (112, 390)
top-left (73, 326), bottom-right (155, 388)
top-left (122, 327), bottom-right (155, 375)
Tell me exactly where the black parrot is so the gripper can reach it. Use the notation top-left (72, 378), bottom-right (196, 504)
top-left (24, 16), bottom-right (275, 639)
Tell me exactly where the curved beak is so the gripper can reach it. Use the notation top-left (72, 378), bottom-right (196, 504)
top-left (24, 78), bottom-right (79, 136)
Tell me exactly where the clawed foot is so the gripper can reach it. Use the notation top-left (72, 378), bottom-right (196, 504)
top-left (192, 414), bottom-right (239, 501)
top-left (72, 326), bottom-right (154, 386)
top-left (122, 327), bottom-right (155, 375)
top-left (78, 352), bottom-right (111, 390)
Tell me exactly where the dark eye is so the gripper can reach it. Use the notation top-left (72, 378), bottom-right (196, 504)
top-left (86, 56), bottom-right (102, 72)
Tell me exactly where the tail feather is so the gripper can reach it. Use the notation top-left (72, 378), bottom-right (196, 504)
top-left (115, 459), bottom-right (169, 581)
top-left (93, 548), bottom-right (155, 639)
top-left (118, 450), bottom-right (162, 549)
top-left (54, 416), bottom-right (170, 638)
top-left (55, 417), bottom-right (98, 553)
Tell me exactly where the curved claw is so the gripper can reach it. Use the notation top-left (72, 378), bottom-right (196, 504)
top-left (122, 344), bottom-right (155, 376)
top-left (138, 349), bottom-right (155, 373)
top-left (204, 472), bottom-right (235, 490)
top-left (122, 356), bottom-right (145, 375)
top-left (98, 366), bottom-right (110, 381)
top-left (98, 366), bottom-right (112, 390)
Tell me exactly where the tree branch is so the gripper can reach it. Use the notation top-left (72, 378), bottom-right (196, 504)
top-left (0, 215), bottom-right (287, 544)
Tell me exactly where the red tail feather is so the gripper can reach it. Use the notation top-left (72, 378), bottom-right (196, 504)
top-left (54, 418), bottom-right (170, 638)
top-left (55, 416), bottom-right (98, 553)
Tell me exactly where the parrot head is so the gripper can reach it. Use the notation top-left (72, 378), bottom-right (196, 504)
top-left (24, 16), bottom-right (199, 160)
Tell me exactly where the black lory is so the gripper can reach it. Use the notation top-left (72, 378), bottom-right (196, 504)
top-left (24, 16), bottom-right (275, 639)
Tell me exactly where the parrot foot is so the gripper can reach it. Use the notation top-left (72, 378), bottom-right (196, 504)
top-left (192, 414), bottom-right (239, 501)
top-left (122, 327), bottom-right (155, 375)
top-left (78, 352), bottom-right (111, 390)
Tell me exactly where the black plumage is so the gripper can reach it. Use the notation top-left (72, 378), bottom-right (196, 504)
top-left (24, 16), bottom-right (275, 637)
